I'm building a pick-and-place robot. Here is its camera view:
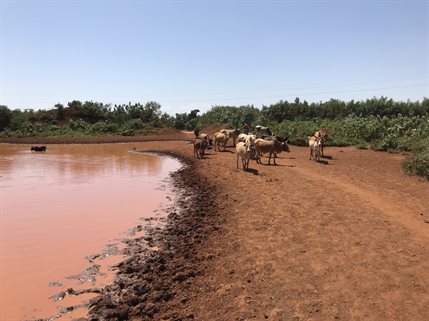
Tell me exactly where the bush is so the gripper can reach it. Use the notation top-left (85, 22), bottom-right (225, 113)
top-left (91, 121), bottom-right (118, 134)
top-left (402, 149), bottom-right (429, 180)
top-left (17, 122), bottom-right (36, 136)
top-left (68, 119), bottom-right (90, 132)
top-left (121, 129), bottom-right (135, 136)
top-left (267, 120), bottom-right (313, 144)
top-left (122, 119), bottom-right (145, 131)
top-left (197, 105), bottom-right (262, 130)
top-left (119, 119), bottom-right (145, 135)
top-left (356, 143), bottom-right (369, 150)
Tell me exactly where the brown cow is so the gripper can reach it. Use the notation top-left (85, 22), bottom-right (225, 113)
top-left (193, 137), bottom-right (208, 159)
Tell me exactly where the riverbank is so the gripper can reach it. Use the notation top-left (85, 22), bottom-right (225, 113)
top-left (87, 147), bottom-right (224, 320)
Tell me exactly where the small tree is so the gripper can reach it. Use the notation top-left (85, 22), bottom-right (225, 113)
top-left (142, 101), bottom-right (162, 125)
top-left (55, 103), bottom-right (65, 121)
top-left (68, 100), bottom-right (82, 110)
top-left (0, 105), bottom-right (12, 131)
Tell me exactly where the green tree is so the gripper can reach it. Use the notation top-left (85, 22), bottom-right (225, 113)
top-left (173, 112), bottom-right (188, 130)
top-left (160, 112), bottom-right (174, 126)
top-left (142, 101), bottom-right (162, 125)
top-left (110, 104), bottom-right (129, 124)
top-left (0, 105), bottom-right (12, 131)
top-left (55, 103), bottom-right (65, 121)
top-left (68, 100), bottom-right (83, 110)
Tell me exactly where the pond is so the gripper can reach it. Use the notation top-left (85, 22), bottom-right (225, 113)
top-left (0, 143), bottom-right (181, 320)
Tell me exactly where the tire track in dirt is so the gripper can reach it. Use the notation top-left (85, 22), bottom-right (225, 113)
top-left (292, 165), bottom-right (429, 241)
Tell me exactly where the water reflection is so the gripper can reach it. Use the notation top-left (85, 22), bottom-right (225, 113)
top-left (1, 144), bottom-right (167, 184)
top-left (0, 143), bottom-right (181, 321)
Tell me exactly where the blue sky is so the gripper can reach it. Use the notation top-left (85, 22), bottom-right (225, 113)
top-left (1, 0), bottom-right (428, 115)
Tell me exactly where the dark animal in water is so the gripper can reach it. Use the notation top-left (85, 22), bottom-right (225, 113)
top-left (31, 146), bottom-right (47, 152)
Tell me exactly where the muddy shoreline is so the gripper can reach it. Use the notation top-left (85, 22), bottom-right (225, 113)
top-left (87, 150), bottom-right (222, 321)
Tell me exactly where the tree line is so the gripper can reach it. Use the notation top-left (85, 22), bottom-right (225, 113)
top-left (1, 97), bottom-right (428, 133)
top-left (0, 100), bottom-right (173, 136)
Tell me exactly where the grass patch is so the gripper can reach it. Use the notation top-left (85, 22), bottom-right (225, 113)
top-left (356, 143), bottom-right (369, 150)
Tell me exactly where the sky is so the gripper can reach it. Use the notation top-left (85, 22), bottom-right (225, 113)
top-left (1, 0), bottom-right (428, 115)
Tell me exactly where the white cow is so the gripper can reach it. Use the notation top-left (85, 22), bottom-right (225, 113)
top-left (308, 136), bottom-right (322, 161)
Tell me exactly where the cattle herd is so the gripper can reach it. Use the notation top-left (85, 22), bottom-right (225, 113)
top-left (193, 126), bottom-right (330, 171)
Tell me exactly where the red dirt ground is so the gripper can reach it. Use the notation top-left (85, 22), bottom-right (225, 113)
top-left (136, 137), bottom-right (429, 321)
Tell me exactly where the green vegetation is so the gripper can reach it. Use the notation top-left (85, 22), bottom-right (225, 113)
top-left (402, 146), bottom-right (429, 179)
top-left (1, 97), bottom-right (428, 179)
top-left (0, 101), bottom-right (173, 137)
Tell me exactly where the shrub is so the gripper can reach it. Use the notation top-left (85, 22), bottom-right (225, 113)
top-left (402, 149), bottom-right (429, 180)
top-left (68, 119), bottom-right (90, 131)
top-left (91, 121), bottom-right (118, 134)
top-left (122, 119), bottom-right (145, 131)
top-left (356, 143), bottom-right (369, 150)
top-left (18, 122), bottom-right (36, 136)
top-left (121, 129), bottom-right (135, 136)
top-left (119, 119), bottom-right (145, 135)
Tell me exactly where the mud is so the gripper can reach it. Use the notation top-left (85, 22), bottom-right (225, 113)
top-left (87, 152), bottom-right (221, 321)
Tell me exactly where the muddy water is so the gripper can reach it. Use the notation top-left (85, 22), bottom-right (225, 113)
top-left (0, 143), bottom-right (181, 321)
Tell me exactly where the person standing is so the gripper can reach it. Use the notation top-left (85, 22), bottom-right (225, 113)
top-left (243, 122), bottom-right (249, 134)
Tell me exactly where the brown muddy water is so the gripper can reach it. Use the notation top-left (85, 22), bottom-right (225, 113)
top-left (0, 143), bottom-right (181, 321)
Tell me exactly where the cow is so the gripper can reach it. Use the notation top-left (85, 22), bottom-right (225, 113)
top-left (255, 125), bottom-right (272, 138)
top-left (220, 128), bottom-right (240, 147)
top-left (261, 134), bottom-right (289, 143)
top-left (31, 146), bottom-right (47, 152)
top-left (308, 136), bottom-right (322, 161)
top-left (254, 138), bottom-right (289, 165)
top-left (314, 128), bottom-right (331, 157)
top-left (235, 135), bottom-right (257, 171)
top-left (213, 132), bottom-right (230, 151)
top-left (193, 137), bottom-right (209, 159)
